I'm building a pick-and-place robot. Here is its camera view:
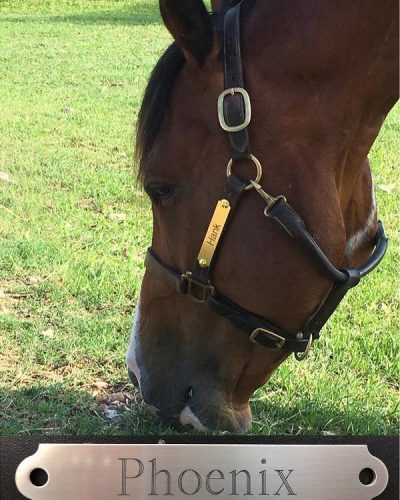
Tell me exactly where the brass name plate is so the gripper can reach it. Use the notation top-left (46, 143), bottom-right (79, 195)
top-left (197, 199), bottom-right (231, 267)
top-left (16, 444), bottom-right (388, 499)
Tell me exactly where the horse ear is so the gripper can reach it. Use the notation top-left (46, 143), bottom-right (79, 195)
top-left (159, 0), bottom-right (214, 65)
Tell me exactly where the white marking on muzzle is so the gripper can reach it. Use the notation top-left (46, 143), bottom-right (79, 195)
top-left (180, 405), bottom-right (208, 432)
top-left (126, 294), bottom-right (161, 412)
top-left (126, 295), bottom-right (143, 390)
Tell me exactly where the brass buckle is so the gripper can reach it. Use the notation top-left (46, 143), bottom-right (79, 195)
top-left (250, 328), bottom-right (286, 349)
top-left (218, 87), bottom-right (252, 132)
top-left (182, 272), bottom-right (215, 304)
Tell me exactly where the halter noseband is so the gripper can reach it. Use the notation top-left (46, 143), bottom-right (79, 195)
top-left (144, 2), bottom-right (388, 361)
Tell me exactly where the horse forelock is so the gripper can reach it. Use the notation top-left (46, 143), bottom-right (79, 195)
top-left (135, 42), bottom-right (185, 181)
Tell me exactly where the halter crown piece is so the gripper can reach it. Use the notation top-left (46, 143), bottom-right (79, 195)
top-left (145, 1), bottom-right (388, 361)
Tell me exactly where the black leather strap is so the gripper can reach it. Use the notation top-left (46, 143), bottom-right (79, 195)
top-left (358, 221), bottom-right (387, 277)
top-left (207, 293), bottom-right (310, 351)
top-left (145, 250), bottom-right (188, 295)
top-left (190, 2), bottom-right (254, 285)
top-left (268, 198), bottom-right (348, 282)
top-left (223, 3), bottom-right (251, 161)
top-left (302, 222), bottom-right (387, 338)
top-left (144, 250), bottom-right (310, 352)
top-left (144, 220), bottom-right (388, 352)
top-left (302, 270), bottom-right (361, 338)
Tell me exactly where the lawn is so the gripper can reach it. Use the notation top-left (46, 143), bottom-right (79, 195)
top-left (0, 0), bottom-right (398, 436)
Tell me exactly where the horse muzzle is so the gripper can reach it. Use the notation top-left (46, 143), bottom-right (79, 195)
top-left (128, 367), bottom-right (252, 433)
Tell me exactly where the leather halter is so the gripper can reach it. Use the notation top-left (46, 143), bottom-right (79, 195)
top-left (144, 1), bottom-right (388, 360)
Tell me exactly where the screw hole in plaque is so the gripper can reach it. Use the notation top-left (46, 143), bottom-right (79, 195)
top-left (359, 468), bottom-right (376, 486)
top-left (30, 468), bottom-right (48, 487)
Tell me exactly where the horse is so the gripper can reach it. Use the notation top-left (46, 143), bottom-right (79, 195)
top-left (127, 0), bottom-right (398, 432)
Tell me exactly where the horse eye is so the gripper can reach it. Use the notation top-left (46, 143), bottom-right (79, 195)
top-left (146, 183), bottom-right (175, 205)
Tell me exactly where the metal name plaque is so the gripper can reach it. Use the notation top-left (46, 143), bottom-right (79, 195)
top-left (15, 444), bottom-right (388, 500)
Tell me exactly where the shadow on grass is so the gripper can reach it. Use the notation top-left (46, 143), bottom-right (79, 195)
top-left (0, 383), bottom-right (393, 436)
top-left (0, 4), bottom-right (161, 27)
top-left (0, 383), bottom-right (178, 436)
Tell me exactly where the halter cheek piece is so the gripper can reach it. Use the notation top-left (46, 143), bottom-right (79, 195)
top-left (145, 2), bottom-right (388, 361)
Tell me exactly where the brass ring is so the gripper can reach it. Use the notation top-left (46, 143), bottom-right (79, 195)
top-left (294, 334), bottom-right (313, 362)
top-left (226, 154), bottom-right (262, 190)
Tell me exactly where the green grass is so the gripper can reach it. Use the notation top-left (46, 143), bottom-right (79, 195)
top-left (0, 0), bottom-right (398, 436)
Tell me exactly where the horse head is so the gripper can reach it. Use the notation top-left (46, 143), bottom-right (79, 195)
top-left (127, 0), bottom-right (398, 432)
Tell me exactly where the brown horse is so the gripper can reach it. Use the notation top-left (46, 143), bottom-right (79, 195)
top-left (127, 0), bottom-right (398, 432)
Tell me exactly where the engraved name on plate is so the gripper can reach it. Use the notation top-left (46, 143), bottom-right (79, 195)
top-left (15, 444), bottom-right (388, 500)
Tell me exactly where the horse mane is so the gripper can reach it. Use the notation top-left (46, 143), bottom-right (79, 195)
top-left (135, 42), bottom-right (185, 179)
top-left (135, 0), bottom-right (255, 179)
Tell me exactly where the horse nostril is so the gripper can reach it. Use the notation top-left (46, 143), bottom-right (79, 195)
top-left (187, 387), bottom-right (193, 399)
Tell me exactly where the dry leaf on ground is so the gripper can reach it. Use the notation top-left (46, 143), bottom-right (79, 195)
top-left (40, 328), bottom-right (55, 338)
top-left (108, 212), bottom-right (126, 222)
top-left (0, 172), bottom-right (14, 183)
